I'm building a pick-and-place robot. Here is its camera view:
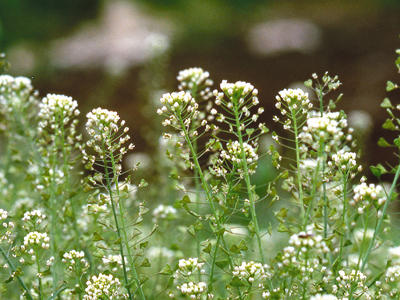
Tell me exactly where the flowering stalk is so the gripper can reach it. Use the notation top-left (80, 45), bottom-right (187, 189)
top-left (84, 108), bottom-right (144, 300)
top-left (220, 81), bottom-right (265, 262)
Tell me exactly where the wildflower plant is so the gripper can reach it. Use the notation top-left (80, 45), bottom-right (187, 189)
top-left (0, 43), bottom-right (399, 300)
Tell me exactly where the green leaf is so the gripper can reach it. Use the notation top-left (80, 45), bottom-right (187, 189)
top-left (140, 241), bottom-right (148, 249)
top-left (215, 259), bottom-right (229, 269)
top-left (181, 195), bottom-right (191, 204)
top-left (394, 137), bottom-right (400, 148)
top-left (382, 119), bottom-right (396, 131)
top-left (140, 258), bottom-right (151, 267)
top-left (304, 79), bottom-right (312, 88)
top-left (93, 232), bottom-right (103, 241)
top-left (202, 242), bottom-right (212, 254)
top-left (229, 277), bottom-right (245, 287)
top-left (246, 128), bottom-right (255, 136)
top-left (159, 264), bottom-right (173, 275)
top-left (370, 164), bottom-right (387, 178)
top-left (187, 225), bottom-right (196, 237)
top-left (381, 98), bottom-right (393, 108)
top-left (139, 178), bottom-right (148, 187)
top-left (386, 81), bottom-right (398, 92)
top-left (378, 137), bottom-right (392, 147)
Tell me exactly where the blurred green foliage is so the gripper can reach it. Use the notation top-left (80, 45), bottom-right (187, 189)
top-left (0, 0), bottom-right (101, 48)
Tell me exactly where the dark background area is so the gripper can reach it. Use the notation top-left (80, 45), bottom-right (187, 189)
top-left (0, 0), bottom-right (400, 170)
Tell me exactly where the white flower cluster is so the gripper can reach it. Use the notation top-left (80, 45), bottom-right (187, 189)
top-left (176, 257), bottom-right (205, 277)
top-left (279, 227), bottom-right (330, 284)
top-left (221, 141), bottom-right (258, 165)
top-left (22, 231), bottom-right (50, 251)
top-left (299, 111), bottom-right (351, 152)
top-left (220, 80), bottom-right (255, 98)
top-left (62, 250), bottom-right (89, 271)
top-left (310, 294), bottom-right (338, 300)
top-left (232, 261), bottom-right (270, 283)
top-left (216, 141), bottom-right (258, 176)
top-left (0, 208), bottom-right (8, 220)
top-left (287, 231), bottom-right (329, 253)
top-left (177, 67), bottom-right (213, 100)
top-left (22, 210), bottom-right (46, 229)
top-left (329, 149), bottom-right (358, 172)
top-left (101, 254), bottom-right (126, 273)
top-left (333, 269), bottom-right (369, 298)
top-left (84, 273), bottom-right (127, 299)
top-left (352, 181), bottom-right (386, 213)
top-left (152, 204), bottom-right (177, 221)
top-left (0, 208), bottom-right (14, 243)
top-left (85, 108), bottom-right (134, 164)
top-left (38, 94), bottom-right (79, 130)
top-left (158, 91), bottom-right (199, 126)
top-left (0, 75), bottom-right (34, 110)
top-left (386, 265), bottom-right (400, 283)
top-left (274, 88), bottom-right (312, 120)
top-left (177, 281), bottom-right (208, 299)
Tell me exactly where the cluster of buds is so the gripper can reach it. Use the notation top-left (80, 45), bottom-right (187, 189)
top-left (158, 92), bottom-right (199, 132)
top-left (299, 111), bottom-right (351, 152)
top-left (176, 257), bottom-right (205, 277)
top-left (62, 249), bottom-right (89, 272)
top-left (279, 227), bottom-right (330, 282)
top-left (177, 67), bottom-right (213, 101)
top-left (84, 108), bottom-right (134, 173)
top-left (273, 88), bottom-right (313, 124)
top-left (177, 281), bottom-right (208, 299)
top-left (101, 254), bottom-right (126, 273)
top-left (0, 75), bottom-right (35, 114)
top-left (22, 209), bottom-right (46, 230)
top-left (232, 261), bottom-right (270, 283)
top-left (216, 140), bottom-right (259, 176)
top-left (328, 149), bottom-right (361, 177)
top-left (38, 94), bottom-right (79, 134)
top-left (21, 231), bottom-right (50, 254)
top-left (351, 180), bottom-right (386, 213)
top-left (84, 273), bottom-right (127, 299)
top-left (215, 80), bottom-right (266, 129)
top-left (333, 269), bottom-right (368, 298)
top-left (0, 209), bottom-right (14, 243)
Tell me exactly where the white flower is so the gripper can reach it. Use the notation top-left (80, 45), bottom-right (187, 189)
top-left (84, 273), bottom-right (127, 299)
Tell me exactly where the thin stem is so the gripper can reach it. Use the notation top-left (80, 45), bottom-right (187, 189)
top-left (232, 101), bottom-right (264, 263)
top-left (291, 109), bottom-right (305, 219)
top-left (109, 150), bottom-right (146, 300)
top-left (338, 174), bottom-right (349, 265)
top-left (36, 252), bottom-right (43, 300)
top-left (102, 144), bottom-right (134, 300)
top-left (208, 234), bottom-right (221, 292)
top-left (0, 246), bottom-right (33, 300)
top-left (178, 115), bottom-right (238, 295)
top-left (361, 163), bottom-right (400, 272)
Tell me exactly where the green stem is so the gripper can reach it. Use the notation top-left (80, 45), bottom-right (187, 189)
top-left (291, 109), bottom-right (305, 219)
top-left (36, 252), bottom-right (43, 300)
top-left (102, 146), bottom-right (134, 300)
top-left (232, 101), bottom-right (264, 263)
top-left (0, 246), bottom-right (33, 300)
top-left (338, 174), bottom-right (349, 265)
top-left (322, 155), bottom-right (328, 239)
top-left (361, 163), bottom-right (400, 272)
top-left (177, 115), bottom-right (238, 295)
top-left (208, 234), bottom-right (221, 292)
top-left (109, 150), bottom-right (146, 300)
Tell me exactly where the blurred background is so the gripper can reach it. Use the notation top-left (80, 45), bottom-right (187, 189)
top-left (0, 0), bottom-right (400, 169)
